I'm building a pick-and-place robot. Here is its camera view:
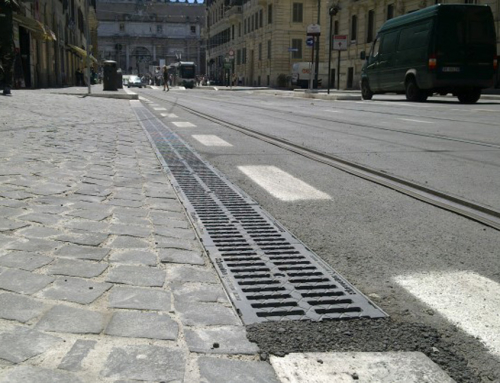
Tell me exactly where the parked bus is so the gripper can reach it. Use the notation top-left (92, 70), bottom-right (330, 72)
top-left (168, 61), bottom-right (196, 89)
top-left (360, 4), bottom-right (497, 103)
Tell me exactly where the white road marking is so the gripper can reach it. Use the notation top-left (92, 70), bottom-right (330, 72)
top-left (172, 121), bottom-right (196, 128)
top-left (271, 352), bottom-right (455, 383)
top-left (324, 109), bottom-right (342, 113)
top-left (192, 135), bottom-right (232, 147)
top-left (160, 113), bottom-right (178, 118)
top-left (153, 107), bottom-right (167, 111)
top-left (399, 118), bottom-right (434, 124)
top-left (473, 109), bottom-right (500, 113)
top-left (395, 271), bottom-right (500, 358)
top-left (238, 166), bottom-right (330, 201)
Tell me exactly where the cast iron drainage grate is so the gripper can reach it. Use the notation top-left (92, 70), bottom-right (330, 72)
top-left (133, 104), bottom-right (386, 324)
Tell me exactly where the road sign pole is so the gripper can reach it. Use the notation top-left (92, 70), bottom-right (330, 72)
top-left (327, 13), bottom-right (333, 94)
top-left (337, 50), bottom-right (341, 91)
top-left (309, 40), bottom-right (315, 91)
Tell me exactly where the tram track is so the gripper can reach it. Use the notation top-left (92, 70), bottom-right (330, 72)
top-left (140, 91), bottom-right (500, 231)
top-left (175, 92), bottom-right (500, 149)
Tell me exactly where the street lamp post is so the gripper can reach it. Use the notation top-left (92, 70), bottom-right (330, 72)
top-left (85, 0), bottom-right (91, 94)
top-left (314, 0), bottom-right (320, 87)
top-left (327, 5), bottom-right (339, 94)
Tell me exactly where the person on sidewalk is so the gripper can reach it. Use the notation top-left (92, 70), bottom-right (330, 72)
top-left (0, 0), bottom-right (19, 95)
top-left (162, 64), bottom-right (169, 91)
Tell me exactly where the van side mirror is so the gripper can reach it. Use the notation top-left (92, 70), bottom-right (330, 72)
top-left (360, 51), bottom-right (366, 60)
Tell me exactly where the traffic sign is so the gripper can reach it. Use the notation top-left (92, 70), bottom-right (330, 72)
top-left (333, 35), bottom-right (348, 51)
top-left (307, 24), bottom-right (321, 36)
top-left (306, 36), bottom-right (314, 47)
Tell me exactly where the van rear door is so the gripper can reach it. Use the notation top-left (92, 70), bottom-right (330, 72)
top-left (436, 6), bottom-right (496, 82)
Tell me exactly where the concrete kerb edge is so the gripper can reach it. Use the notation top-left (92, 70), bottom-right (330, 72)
top-left (49, 92), bottom-right (139, 100)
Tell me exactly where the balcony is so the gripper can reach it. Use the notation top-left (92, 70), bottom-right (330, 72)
top-left (226, 6), bottom-right (242, 21)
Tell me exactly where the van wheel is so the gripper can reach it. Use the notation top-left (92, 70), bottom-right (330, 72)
top-left (361, 81), bottom-right (373, 100)
top-left (405, 78), bottom-right (427, 102)
top-left (457, 89), bottom-right (481, 104)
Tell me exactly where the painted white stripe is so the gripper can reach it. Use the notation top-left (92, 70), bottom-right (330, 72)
top-left (395, 271), bottom-right (500, 358)
top-left (238, 166), bottom-right (330, 201)
top-left (399, 118), bottom-right (434, 124)
top-left (153, 107), bottom-right (167, 111)
top-left (271, 352), bottom-right (454, 383)
top-left (160, 113), bottom-right (178, 118)
top-left (192, 135), bottom-right (232, 147)
top-left (172, 121), bottom-right (196, 128)
top-left (324, 109), bottom-right (342, 113)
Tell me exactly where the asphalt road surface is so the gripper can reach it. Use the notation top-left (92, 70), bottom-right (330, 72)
top-left (133, 88), bottom-right (500, 382)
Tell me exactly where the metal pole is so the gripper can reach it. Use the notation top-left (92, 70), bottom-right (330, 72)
top-left (327, 14), bottom-right (333, 94)
top-left (337, 50), bottom-right (341, 91)
top-left (309, 40), bottom-right (314, 91)
top-left (85, 0), bottom-right (91, 94)
top-left (314, 0), bottom-right (320, 87)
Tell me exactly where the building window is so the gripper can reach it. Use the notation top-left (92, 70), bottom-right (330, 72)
top-left (259, 9), bottom-right (263, 28)
top-left (351, 15), bottom-right (357, 42)
top-left (334, 20), bottom-right (339, 35)
top-left (367, 10), bottom-right (374, 43)
top-left (387, 4), bottom-right (394, 20)
top-left (237, 49), bottom-right (241, 65)
top-left (268, 4), bottom-right (273, 24)
top-left (251, 14), bottom-right (255, 31)
top-left (291, 38), bottom-right (302, 59)
top-left (267, 40), bottom-right (271, 59)
top-left (258, 43), bottom-right (262, 60)
top-left (119, 23), bottom-right (125, 32)
top-left (157, 25), bottom-right (162, 33)
top-left (231, 25), bottom-right (234, 39)
top-left (238, 23), bottom-right (241, 37)
top-left (242, 48), bottom-right (247, 64)
top-left (255, 12), bottom-right (259, 30)
top-left (244, 18), bottom-right (247, 34)
top-left (191, 25), bottom-right (196, 34)
top-left (292, 3), bottom-right (303, 23)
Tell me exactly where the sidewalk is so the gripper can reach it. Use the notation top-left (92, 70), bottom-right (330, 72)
top-left (0, 89), bottom-right (279, 382)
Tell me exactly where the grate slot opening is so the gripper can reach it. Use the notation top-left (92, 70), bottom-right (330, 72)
top-left (256, 310), bottom-right (305, 317)
top-left (251, 302), bottom-right (299, 308)
top-left (247, 294), bottom-right (292, 300)
top-left (315, 307), bottom-right (362, 314)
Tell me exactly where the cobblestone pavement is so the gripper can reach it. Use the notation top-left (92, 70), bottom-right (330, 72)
top-left (0, 89), bottom-right (279, 382)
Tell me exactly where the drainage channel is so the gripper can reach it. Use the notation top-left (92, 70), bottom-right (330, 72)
top-left (133, 103), bottom-right (386, 324)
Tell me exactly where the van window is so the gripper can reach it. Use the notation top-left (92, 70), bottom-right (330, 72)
top-left (370, 37), bottom-right (381, 58)
top-left (398, 21), bottom-right (432, 51)
top-left (380, 31), bottom-right (398, 54)
top-left (438, 7), bottom-right (495, 47)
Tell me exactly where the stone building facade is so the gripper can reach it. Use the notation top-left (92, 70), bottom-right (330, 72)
top-left (204, 0), bottom-right (500, 88)
top-left (8, 0), bottom-right (98, 88)
top-left (96, 0), bottom-right (205, 76)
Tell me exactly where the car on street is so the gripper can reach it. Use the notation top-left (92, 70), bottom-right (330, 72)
top-left (127, 75), bottom-right (143, 88)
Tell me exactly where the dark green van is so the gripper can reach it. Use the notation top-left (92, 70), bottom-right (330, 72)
top-left (360, 4), bottom-right (498, 103)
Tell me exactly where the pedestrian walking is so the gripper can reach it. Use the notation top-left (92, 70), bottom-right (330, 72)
top-left (162, 65), bottom-right (169, 91)
top-left (0, 0), bottom-right (19, 95)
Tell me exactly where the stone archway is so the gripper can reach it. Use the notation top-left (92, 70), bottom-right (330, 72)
top-left (131, 46), bottom-right (152, 75)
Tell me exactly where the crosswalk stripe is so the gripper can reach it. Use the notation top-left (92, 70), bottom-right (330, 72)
top-left (238, 166), bottom-right (330, 201)
top-left (172, 122), bottom-right (196, 128)
top-left (395, 271), bottom-right (500, 358)
top-left (192, 135), bottom-right (233, 147)
top-left (160, 113), bottom-right (178, 118)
